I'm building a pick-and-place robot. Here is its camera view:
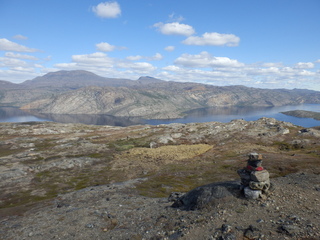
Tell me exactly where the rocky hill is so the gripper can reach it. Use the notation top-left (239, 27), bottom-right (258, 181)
top-left (1, 70), bottom-right (320, 118)
top-left (0, 118), bottom-right (320, 239)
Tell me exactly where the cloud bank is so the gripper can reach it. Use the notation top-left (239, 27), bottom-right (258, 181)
top-left (0, 38), bottom-right (39, 52)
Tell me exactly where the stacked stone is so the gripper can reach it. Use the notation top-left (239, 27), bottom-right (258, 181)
top-left (237, 153), bottom-right (270, 199)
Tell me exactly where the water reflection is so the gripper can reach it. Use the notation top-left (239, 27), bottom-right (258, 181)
top-left (0, 107), bottom-right (145, 127)
top-left (23, 110), bottom-right (146, 127)
top-left (186, 106), bottom-right (273, 117)
top-left (146, 105), bottom-right (320, 127)
top-left (0, 104), bottom-right (320, 127)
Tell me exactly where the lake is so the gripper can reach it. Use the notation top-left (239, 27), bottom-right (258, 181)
top-left (0, 104), bottom-right (320, 127)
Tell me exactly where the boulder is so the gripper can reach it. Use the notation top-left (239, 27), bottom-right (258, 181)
top-left (172, 181), bottom-right (240, 210)
top-left (244, 187), bottom-right (261, 200)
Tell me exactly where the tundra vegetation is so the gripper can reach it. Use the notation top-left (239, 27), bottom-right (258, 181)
top-left (0, 118), bottom-right (320, 239)
top-left (1, 118), bottom-right (319, 214)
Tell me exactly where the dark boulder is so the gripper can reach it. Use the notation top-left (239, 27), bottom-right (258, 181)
top-left (172, 181), bottom-right (241, 210)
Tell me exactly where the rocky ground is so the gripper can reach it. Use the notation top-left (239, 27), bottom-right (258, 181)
top-left (0, 118), bottom-right (320, 239)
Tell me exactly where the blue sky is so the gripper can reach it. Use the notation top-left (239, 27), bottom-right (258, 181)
top-left (1, 0), bottom-right (320, 90)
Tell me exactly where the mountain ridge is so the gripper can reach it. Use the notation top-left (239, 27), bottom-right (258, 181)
top-left (1, 70), bottom-right (320, 119)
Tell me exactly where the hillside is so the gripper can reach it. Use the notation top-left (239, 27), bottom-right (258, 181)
top-left (1, 70), bottom-right (320, 118)
top-left (22, 83), bottom-right (320, 119)
top-left (0, 119), bottom-right (319, 239)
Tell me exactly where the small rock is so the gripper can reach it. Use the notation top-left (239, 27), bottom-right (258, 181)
top-left (220, 233), bottom-right (236, 240)
top-left (280, 224), bottom-right (300, 236)
top-left (85, 223), bottom-right (94, 229)
top-left (168, 192), bottom-right (185, 202)
top-left (244, 225), bottom-right (260, 239)
top-left (244, 187), bottom-right (261, 200)
top-left (221, 224), bottom-right (232, 233)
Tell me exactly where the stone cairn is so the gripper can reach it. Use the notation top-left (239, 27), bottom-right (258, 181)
top-left (237, 153), bottom-right (270, 199)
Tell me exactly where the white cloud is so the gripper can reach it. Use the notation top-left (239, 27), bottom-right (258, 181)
top-left (117, 61), bottom-right (156, 72)
top-left (13, 34), bottom-right (28, 40)
top-left (153, 22), bottom-right (195, 36)
top-left (92, 1), bottom-right (121, 18)
top-left (147, 53), bottom-right (163, 61)
top-left (0, 57), bottom-right (27, 67)
top-left (34, 64), bottom-right (43, 68)
top-left (71, 52), bottom-right (114, 66)
top-left (165, 46), bottom-right (175, 52)
top-left (96, 42), bottom-right (116, 52)
top-left (126, 53), bottom-right (163, 61)
top-left (168, 13), bottom-right (185, 22)
top-left (11, 66), bottom-right (35, 73)
top-left (5, 52), bottom-right (38, 60)
top-left (0, 69), bottom-right (42, 82)
top-left (162, 65), bottom-right (181, 72)
top-left (126, 55), bottom-right (143, 61)
top-left (174, 52), bottom-right (244, 68)
top-left (182, 32), bottom-right (240, 47)
top-left (261, 62), bottom-right (283, 68)
top-left (53, 51), bottom-right (157, 79)
top-left (158, 54), bottom-right (320, 90)
top-left (294, 62), bottom-right (314, 69)
top-left (0, 38), bottom-right (39, 52)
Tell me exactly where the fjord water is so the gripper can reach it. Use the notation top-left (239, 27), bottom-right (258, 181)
top-left (147, 104), bottom-right (320, 127)
top-left (0, 104), bottom-right (320, 127)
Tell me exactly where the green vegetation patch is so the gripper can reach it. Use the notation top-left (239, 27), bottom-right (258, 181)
top-left (109, 137), bottom-right (150, 151)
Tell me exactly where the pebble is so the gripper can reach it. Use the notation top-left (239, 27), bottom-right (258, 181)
top-left (85, 223), bottom-right (94, 229)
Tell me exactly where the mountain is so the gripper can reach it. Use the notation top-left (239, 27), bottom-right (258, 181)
top-left (21, 82), bottom-right (320, 119)
top-left (21, 86), bottom-right (203, 119)
top-left (0, 80), bottom-right (21, 89)
top-left (1, 70), bottom-right (320, 118)
top-left (0, 70), bottom-right (143, 107)
top-left (20, 70), bottom-right (134, 89)
top-left (20, 71), bottom-right (165, 89)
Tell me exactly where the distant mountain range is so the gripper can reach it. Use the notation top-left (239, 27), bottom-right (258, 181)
top-left (1, 70), bottom-right (320, 119)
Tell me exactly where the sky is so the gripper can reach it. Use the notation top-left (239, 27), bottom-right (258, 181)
top-left (0, 0), bottom-right (320, 90)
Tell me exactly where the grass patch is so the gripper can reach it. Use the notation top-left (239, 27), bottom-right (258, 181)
top-left (34, 139), bottom-right (56, 151)
top-left (109, 137), bottom-right (150, 151)
top-left (87, 152), bottom-right (105, 158)
top-left (0, 147), bottom-right (23, 157)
